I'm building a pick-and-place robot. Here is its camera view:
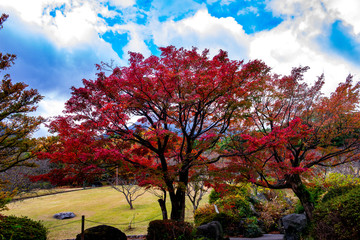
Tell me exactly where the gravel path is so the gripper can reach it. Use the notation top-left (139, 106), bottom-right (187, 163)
top-left (125, 234), bottom-right (284, 240)
top-left (230, 234), bottom-right (284, 240)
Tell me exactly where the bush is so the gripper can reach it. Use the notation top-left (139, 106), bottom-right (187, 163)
top-left (194, 205), bottom-right (240, 236)
top-left (208, 189), bottom-right (221, 204)
top-left (241, 217), bottom-right (263, 238)
top-left (147, 220), bottom-right (193, 240)
top-left (321, 172), bottom-right (360, 188)
top-left (311, 186), bottom-right (360, 240)
top-left (256, 198), bottom-right (294, 232)
top-left (295, 173), bottom-right (360, 214)
top-left (194, 204), bottom-right (216, 226)
top-left (214, 194), bottom-right (251, 218)
top-left (209, 212), bottom-right (240, 236)
top-left (321, 185), bottom-right (357, 202)
top-left (0, 215), bottom-right (47, 240)
top-left (203, 186), bottom-right (294, 235)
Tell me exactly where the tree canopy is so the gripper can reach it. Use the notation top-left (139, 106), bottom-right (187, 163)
top-left (37, 46), bottom-right (270, 220)
top-left (35, 44), bottom-right (360, 222)
top-left (220, 67), bottom-right (360, 220)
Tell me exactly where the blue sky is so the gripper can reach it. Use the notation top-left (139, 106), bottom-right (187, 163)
top-left (0, 0), bottom-right (359, 137)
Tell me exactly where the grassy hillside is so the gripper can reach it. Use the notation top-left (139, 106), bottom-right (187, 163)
top-left (4, 186), bottom-right (209, 240)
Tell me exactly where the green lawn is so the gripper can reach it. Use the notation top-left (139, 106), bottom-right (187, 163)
top-left (4, 187), bottom-right (209, 240)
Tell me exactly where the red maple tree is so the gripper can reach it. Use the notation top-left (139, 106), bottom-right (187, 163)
top-left (38, 46), bottom-right (269, 220)
top-left (222, 67), bottom-right (360, 220)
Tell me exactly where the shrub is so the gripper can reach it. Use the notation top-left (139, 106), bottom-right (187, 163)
top-left (0, 215), bottom-right (47, 240)
top-left (242, 217), bottom-right (263, 238)
top-left (208, 189), bottom-right (221, 204)
top-left (295, 173), bottom-right (360, 213)
top-left (209, 212), bottom-right (240, 236)
top-left (214, 194), bottom-right (251, 218)
top-left (194, 204), bottom-right (216, 226)
top-left (256, 198), bottom-right (294, 232)
top-left (0, 187), bottom-right (16, 211)
top-left (321, 185), bottom-right (357, 202)
top-left (213, 192), bottom-right (252, 235)
top-left (147, 220), bottom-right (193, 240)
top-left (321, 172), bottom-right (360, 188)
top-left (194, 205), bottom-right (240, 236)
top-left (311, 186), bottom-right (360, 240)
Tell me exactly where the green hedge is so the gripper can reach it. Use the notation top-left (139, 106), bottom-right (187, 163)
top-left (321, 185), bottom-right (357, 203)
top-left (147, 220), bottom-right (193, 240)
top-left (0, 215), bottom-right (47, 240)
top-left (311, 186), bottom-right (360, 240)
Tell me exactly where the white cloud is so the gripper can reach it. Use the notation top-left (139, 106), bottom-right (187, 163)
top-left (219, 0), bottom-right (237, 6)
top-left (32, 92), bottom-right (67, 137)
top-left (152, 8), bottom-right (249, 59)
top-left (108, 0), bottom-right (135, 8)
top-left (122, 31), bottom-right (151, 58)
top-left (206, 0), bottom-right (236, 5)
top-left (266, 0), bottom-right (306, 18)
top-left (0, 0), bottom-right (110, 47)
top-left (39, 94), bottom-right (67, 119)
top-left (325, 0), bottom-right (360, 35)
top-left (266, 0), bottom-right (360, 35)
top-left (0, 0), bottom-right (65, 25)
top-left (250, 0), bottom-right (360, 95)
top-left (46, 2), bottom-right (104, 47)
top-left (238, 6), bottom-right (259, 16)
top-left (108, 23), bottom-right (151, 61)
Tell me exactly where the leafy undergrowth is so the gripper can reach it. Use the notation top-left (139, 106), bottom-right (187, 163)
top-left (4, 186), bottom-right (208, 240)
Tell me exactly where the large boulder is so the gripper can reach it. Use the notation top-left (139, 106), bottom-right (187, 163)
top-left (53, 212), bottom-right (76, 220)
top-left (196, 221), bottom-right (224, 240)
top-left (281, 214), bottom-right (307, 240)
top-left (75, 225), bottom-right (127, 240)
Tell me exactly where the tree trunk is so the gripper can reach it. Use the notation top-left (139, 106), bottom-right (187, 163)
top-left (169, 188), bottom-right (186, 221)
top-left (158, 199), bottom-right (168, 220)
top-left (169, 169), bottom-right (188, 221)
top-left (289, 174), bottom-right (314, 221)
top-left (124, 194), bottom-right (134, 210)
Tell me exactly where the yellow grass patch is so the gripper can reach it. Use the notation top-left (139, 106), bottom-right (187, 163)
top-left (5, 187), bottom-right (209, 240)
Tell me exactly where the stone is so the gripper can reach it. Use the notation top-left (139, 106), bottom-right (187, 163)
top-left (53, 212), bottom-right (76, 220)
top-left (281, 213), bottom-right (307, 240)
top-left (251, 192), bottom-right (268, 202)
top-left (75, 225), bottom-right (127, 240)
top-left (196, 221), bottom-right (224, 240)
top-left (91, 181), bottom-right (103, 187)
top-left (249, 202), bottom-right (259, 216)
top-left (283, 197), bottom-right (293, 206)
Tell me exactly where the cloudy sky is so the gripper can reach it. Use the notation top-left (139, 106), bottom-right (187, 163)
top-left (0, 0), bottom-right (359, 136)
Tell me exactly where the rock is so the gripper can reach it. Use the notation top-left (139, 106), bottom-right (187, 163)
top-left (283, 197), bottom-right (293, 205)
top-left (196, 221), bottom-right (224, 240)
top-left (91, 181), bottom-right (103, 187)
top-left (252, 192), bottom-right (268, 202)
top-left (75, 225), bottom-right (127, 240)
top-left (249, 202), bottom-right (259, 216)
top-left (281, 213), bottom-right (307, 240)
top-left (53, 212), bottom-right (76, 220)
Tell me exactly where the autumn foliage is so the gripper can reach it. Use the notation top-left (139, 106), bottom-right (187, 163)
top-left (220, 67), bottom-right (360, 220)
top-left (35, 44), bottom-right (360, 222)
top-left (37, 46), bottom-right (269, 220)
